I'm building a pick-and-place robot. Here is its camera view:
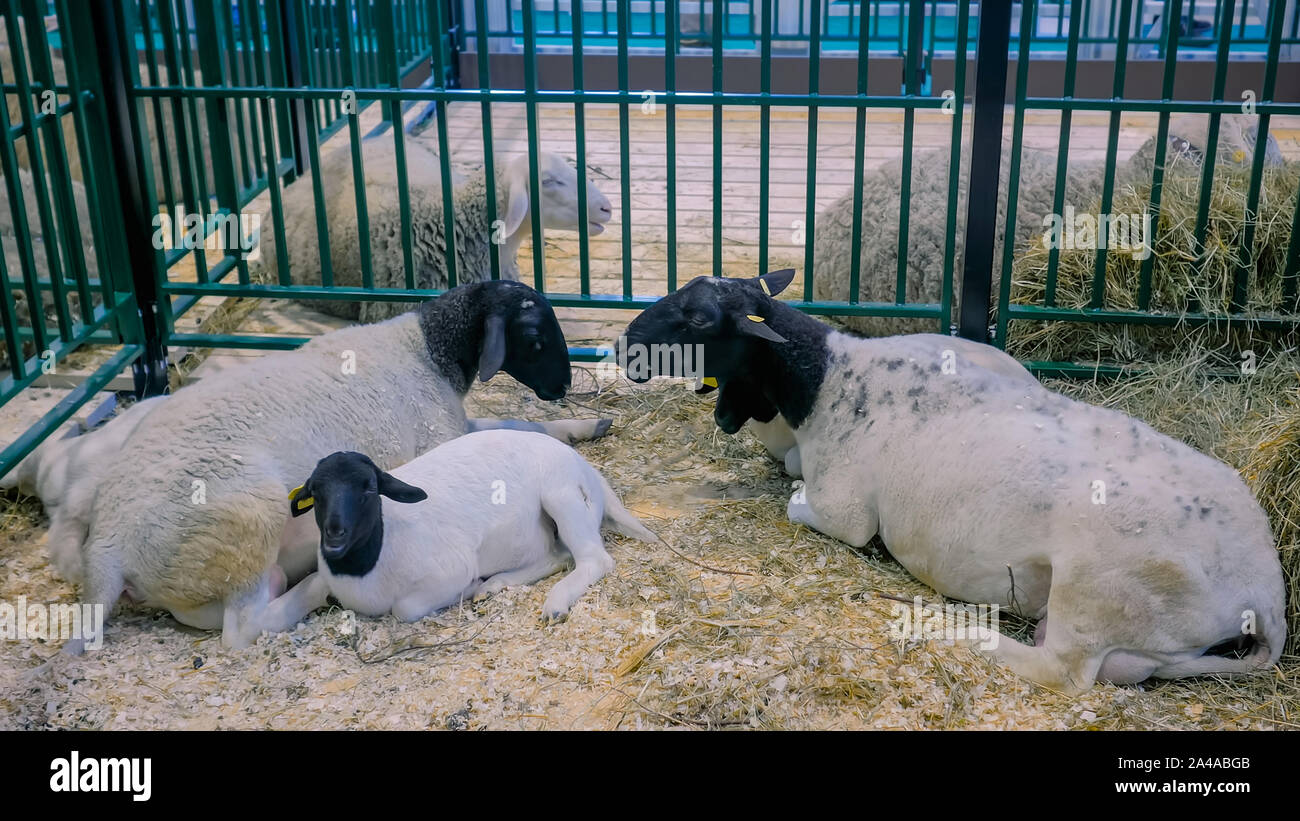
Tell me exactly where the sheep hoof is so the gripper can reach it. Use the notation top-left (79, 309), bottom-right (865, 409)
top-left (539, 610), bottom-right (570, 626)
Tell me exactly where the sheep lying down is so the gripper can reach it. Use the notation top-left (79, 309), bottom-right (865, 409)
top-left (619, 270), bottom-right (1287, 694)
top-left (61, 281), bottom-right (608, 653)
top-left (234, 430), bottom-right (656, 645)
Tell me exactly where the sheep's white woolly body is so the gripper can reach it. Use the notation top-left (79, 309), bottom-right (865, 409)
top-left (83, 313), bottom-right (466, 620)
top-left (242, 430), bottom-right (656, 642)
top-left (1, 396), bottom-right (165, 583)
top-left (788, 332), bottom-right (1286, 691)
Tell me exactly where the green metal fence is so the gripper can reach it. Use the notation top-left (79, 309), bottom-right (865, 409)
top-left (2, 0), bottom-right (1299, 479)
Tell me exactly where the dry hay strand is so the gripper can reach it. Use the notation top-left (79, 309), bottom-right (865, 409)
top-left (1007, 155), bottom-right (1300, 364)
top-left (169, 295), bottom-right (264, 389)
top-left (1240, 385), bottom-right (1300, 656)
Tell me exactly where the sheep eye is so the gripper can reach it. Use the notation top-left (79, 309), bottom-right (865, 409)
top-left (532, 341), bottom-right (543, 352)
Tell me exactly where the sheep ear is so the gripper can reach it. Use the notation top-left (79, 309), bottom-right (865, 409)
top-left (754, 268), bottom-right (795, 297)
top-left (377, 471), bottom-right (428, 504)
top-left (501, 164), bottom-right (531, 237)
top-left (478, 314), bottom-right (508, 382)
top-left (735, 313), bottom-right (787, 344)
top-left (289, 483), bottom-right (315, 517)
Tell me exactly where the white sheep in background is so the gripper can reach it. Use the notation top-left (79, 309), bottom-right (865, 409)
top-left (260, 137), bottom-right (613, 322)
top-left (240, 430), bottom-right (656, 643)
top-left (59, 281), bottom-right (601, 654)
top-left (812, 114), bottom-right (1286, 337)
top-left (1, 396), bottom-right (164, 583)
top-left (619, 270), bottom-right (1286, 693)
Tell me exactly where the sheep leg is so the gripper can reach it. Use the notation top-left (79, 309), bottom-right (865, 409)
top-left (64, 543), bottom-right (125, 655)
top-left (220, 566), bottom-right (287, 649)
top-left (475, 551), bottom-right (571, 599)
top-left (235, 572), bottom-right (331, 640)
top-left (466, 417), bottom-right (613, 444)
top-left (44, 510), bottom-right (88, 584)
top-left (540, 491), bottom-right (615, 620)
top-left (786, 482), bottom-right (877, 549)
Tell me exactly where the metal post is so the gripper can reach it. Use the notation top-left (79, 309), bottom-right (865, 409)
top-left (957, 0), bottom-right (1013, 344)
top-left (88, 0), bottom-right (169, 397)
top-left (279, 0), bottom-right (312, 178)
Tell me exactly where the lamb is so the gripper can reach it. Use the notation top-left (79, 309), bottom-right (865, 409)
top-left (1, 396), bottom-right (164, 583)
top-left (618, 269), bottom-right (1287, 693)
top-left (812, 114), bottom-right (1285, 337)
top-left (261, 137), bottom-right (613, 322)
top-left (61, 280), bottom-right (600, 653)
top-left (236, 430), bottom-right (656, 644)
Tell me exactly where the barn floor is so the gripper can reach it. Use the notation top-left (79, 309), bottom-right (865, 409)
top-left (2, 102), bottom-right (1299, 729)
top-left (2, 362), bottom-right (1297, 730)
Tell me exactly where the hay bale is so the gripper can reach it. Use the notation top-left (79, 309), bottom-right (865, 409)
top-left (1241, 387), bottom-right (1300, 654)
top-left (1006, 153), bottom-right (1300, 364)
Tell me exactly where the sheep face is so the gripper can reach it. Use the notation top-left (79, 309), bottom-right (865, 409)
top-left (618, 269), bottom-right (796, 385)
top-left (500, 152), bottom-right (613, 238)
top-left (290, 452), bottom-right (427, 563)
top-left (476, 282), bottom-right (574, 401)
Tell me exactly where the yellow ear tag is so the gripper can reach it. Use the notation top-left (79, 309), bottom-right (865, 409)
top-left (289, 485), bottom-right (314, 510)
top-left (701, 377), bottom-right (718, 388)
top-left (1233, 150), bottom-right (1245, 163)
top-left (747, 315), bottom-right (765, 322)
top-left (759, 279), bottom-right (772, 296)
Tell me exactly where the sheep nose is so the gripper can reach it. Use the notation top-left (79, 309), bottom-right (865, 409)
top-left (325, 524), bottom-right (346, 540)
top-left (597, 203), bottom-right (612, 218)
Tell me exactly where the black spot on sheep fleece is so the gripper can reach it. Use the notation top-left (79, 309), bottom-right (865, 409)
top-left (65, 281), bottom-right (582, 653)
top-left (619, 271), bottom-right (1286, 694)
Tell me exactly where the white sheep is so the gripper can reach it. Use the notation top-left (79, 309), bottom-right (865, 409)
top-left (620, 270), bottom-right (1287, 693)
top-left (62, 281), bottom-right (595, 653)
top-left (812, 114), bottom-right (1286, 337)
top-left (1, 396), bottom-right (164, 583)
top-left (260, 138), bottom-right (613, 322)
top-left (238, 430), bottom-right (656, 643)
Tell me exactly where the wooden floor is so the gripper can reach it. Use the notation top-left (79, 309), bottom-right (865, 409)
top-left (422, 102), bottom-right (1300, 348)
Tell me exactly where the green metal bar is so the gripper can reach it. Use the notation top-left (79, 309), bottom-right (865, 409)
top-left (376, 0), bottom-right (416, 290)
top-left (154, 0), bottom-right (211, 284)
top-left (335, 0), bottom-right (375, 290)
top-left (473, 0), bottom-right (500, 281)
top-left (0, 344), bottom-right (142, 479)
top-left (1232, 0), bottom-right (1286, 311)
top-left (136, 0), bottom-right (179, 214)
top-left (847, 0), bottom-right (870, 303)
top-left (712, 0), bottom-right (723, 277)
top-left (195, 0), bottom-right (251, 285)
top-left (617, 0), bottom-right (632, 296)
top-left (995, 0), bottom-right (1038, 349)
top-left (757, 0), bottom-right (771, 278)
top-left (522, 0), bottom-right (545, 290)
top-left (665, 0), bottom-right (678, 291)
top-left (1088, 0), bottom-right (1134, 310)
top-left (131, 84), bottom-right (975, 110)
top-left (1188, 0), bottom-right (1236, 288)
top-left (11, 1), bottom-right (77, 339)
top-left (573, 0), bottom-right (591, 296)
top-left (803, 0), bottom-right (822, 301)
top-left (1043, 0), bottom-right (1085, 307)
top-left (1137, 0), bottom-right (1182, 311)
top-left (430, 0), bottom-right (460, 287)
top-left (237, 0), bottom-right (263, 189)
top-left (220, 1), bottom-right (254, 190)
top-left (938, 0), bottom-right (970, 333)
top-left (895, 0), bottom-right (923, 304)
top-left (294, 0), bottom-right (336, 287)
top-left (249, 0), bottom-right (292, 287)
